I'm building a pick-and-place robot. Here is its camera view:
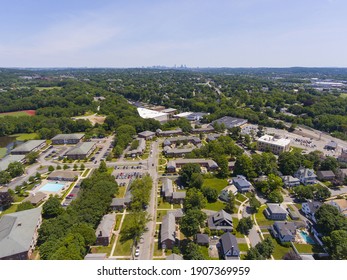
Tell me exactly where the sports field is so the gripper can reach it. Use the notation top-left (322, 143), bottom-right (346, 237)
top-left (0, 110), bottom-right (36, 117)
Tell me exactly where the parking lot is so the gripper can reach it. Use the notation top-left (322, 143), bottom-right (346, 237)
top-left (112, 165), bottom-right (147, 187)
top-left (62, 184), bottom-right (81, 207)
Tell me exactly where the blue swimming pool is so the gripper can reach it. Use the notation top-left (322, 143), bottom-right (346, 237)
top-left (300, 231), bottom-right (315, 244)
top-left (40, 182), bottom-right (65, 192)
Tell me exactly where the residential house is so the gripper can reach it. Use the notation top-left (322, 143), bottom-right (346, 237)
top-left (95, 213), bottom-right (116, 246)
top-left (232, 175), bottom-right (252, 193)
top-left (316, 170), bottom-right (335, 181)
top-left (47, 170), bottom-right (80, 182)
top-left (195, 233), bottom-right (209, 246)
top-left (162, 178), bottom-right (173, 201)
top-left (208, 210), bottom-right (233, 232)
top-left (163, 136), bottom-right (201, 146)
top-left (325, 141), bottom-right (337, 150)
top-left (338, 149), bottom-right (347, 163)
top-left (171, 191), bottom-right (186, 204)
top-left (156, 128), bottom-right (183, 137)
top-left (326, 199), bottom-right (347, 217)
top-left (110, 196), bottom-right (132, 211)
top-left (163, 147), bottom-right (194, 157)
top-left (166, 159), bottom-right (218, 173)
top-left (302, 201), bottom-right (323, 223)
top-left (160, 214), bottom-right (176, 249)
top-left (264, 204), bottom-right (288, 220)
top-left (219, 185), bottom-right (238, 202)
top-left (294, 167), bottom-right (317, 185)
top-left (51, 133), bottom-right (84, 145)
top-left (0, 208), bottom-right (42, 260)
top-left (282, 175), bottom-right (301, 188)
top-left (125, 138), bottom-right (146, 157)
top-left (219, 232), bottom-right (240, 260)
top-left (138, 131), bottom-right (155, 140)
top-left (66, 142), bottom-right (96, 160)
top-left (11, 140), bottom-right (46, 155)
top-left (270, 221), bottom-right (297, 242)
top-left (167, 209), bottom-right (184, 221)
top-left (336, 168), bottom-right (347, 181)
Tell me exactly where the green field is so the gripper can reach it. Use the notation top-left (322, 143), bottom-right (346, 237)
top-left (0, 112), bottom-right (29, 118)
top-left (204, 200), bottom-right (226, 211)
top-left (269, 237), bottom-right (292, 260)
top-left (254, 205), bottom-right (274, 227)
top-left (113, 238), bottom-right (133, 256)
top-left (0, 148), bottom-right (7, 159)
top-left (203, 178), bottom-right (228, 193)
top-left (13, 133), bottom-right (39, 141)
top-left (238, 243), bottom-right (249, 252)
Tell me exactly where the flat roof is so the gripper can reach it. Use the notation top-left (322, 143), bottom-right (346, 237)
top-left (0, 155), bottom-right (26, 171)
top-left (11, 140), bottom-right (46, 153)
top-left (213, 116), bottom-right (247, 128)
top-left (258, 134), bottom-right (291, 147)
top-left (137, 107), bottom-right (168, 119)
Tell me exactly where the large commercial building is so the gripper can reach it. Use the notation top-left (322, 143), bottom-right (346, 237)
top-left (51, 133), bottom-right (85, 145)
top-left (137, 107), bottom-right (168, 122)
top-left (0, 208), bottom-right (42, 260)
top-left (213, 116), bottom-right (247, 129)
top-left (0, 155), bottom-right (26, 172)
top-left (257, 135), bottom-right (291, 154)
top-left (11, 140), bottom-right (46, 155)
top-left (65, 142), bottom-right (96, 160)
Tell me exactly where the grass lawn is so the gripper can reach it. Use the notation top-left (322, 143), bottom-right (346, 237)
top-left (236, 193), bottom-right (247, 202)
top-left (36, 86), bottom-right (62, 91)
top-left (232, 218), bottom-right (246, 238)
top-left (0, 204), bottom-right (18, 217)
top-left (107, 167), bottom-right (114, 175)
top-left (0, 147), bottom-right (7, 159)
top-left (156, 210), bottom-right (168, 222)
top-left (295, 203), bottom-right (302, 210)
top-left (82, 169), bottom-right (90, 177)
top-left (157, 197), bottom-right (172, 209)
top-left (114, 215), bottom-right (122, 231)
top-left (199, 245), bottom-right (219, 260)
top-left (270, 237), bottom-right (291, 260)
top-left (13, 133), bottom-right (38, 141)
top-left (204, 200), bottom-right (226, 211)
top-left (0, 111), bottom-right (33, 118)
top-left (173, 204), bottom-right (182, 209)
top-left (254, 205), bottom-right (274, 227)
top-left (238, 243), bottom-right (249, 252)
top-left (116, 186), bottom-right (126, 198)
top-left (203, 178), bottom-right (228, 193)
top-left (153, 241), bottom-right (163, 256)
top-left (293, 243), bottom-right (324, 254)
top-left (113, 238), bottom-right (133, 256)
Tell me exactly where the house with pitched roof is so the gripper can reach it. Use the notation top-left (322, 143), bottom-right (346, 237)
top-left (95, 213), bottom-right (116, 246)
top-left (208, 210), bottom-right (233, 232)
top-left (66, 142), bottom-right (96, 160)
top-left (264, 204), bottom-right (288, 220)
top-left (294, 167), bottom-right (317, 185)
top-left (302, 201), bottom-right (323, 222)
top-left (219, 232), bottom-right (240, 260)
top-left (270, 221), bottom-right (297, 242)
top-left (232, 175), bottom-right (252, 193)
top-left (160, 214), bottom-right (176, 249)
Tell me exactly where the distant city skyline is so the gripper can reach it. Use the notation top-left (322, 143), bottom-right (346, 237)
top-left (0, 0), bottom-right (346, 68)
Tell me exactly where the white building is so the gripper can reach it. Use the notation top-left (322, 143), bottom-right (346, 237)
top-left (137, 107), bottom-right (168, 122)
top-left (257, 134), bottom-right (291, 154)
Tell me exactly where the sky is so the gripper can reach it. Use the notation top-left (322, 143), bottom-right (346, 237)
top-left (0, 0), bottom-right (346, 67)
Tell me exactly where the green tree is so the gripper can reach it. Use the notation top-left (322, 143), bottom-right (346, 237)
top-left (323, 230), bottom-right (347, 260)
top-left (201, 186), bottom-right (218, 202)
top-left (245, 247), bottom-right (264, 260)
top-left (249, 194), bottom-right (261, 213)
top-left (0, 191), bottom-right (13, 210)
top-left (255, 237), bottom-right (274, 259)
top-left (7, 161), bottom-right (25, 178)
top-left (179, 210), bottom-right (206, 238)
top-left (179, 163), bottom-right (201, 187)
top-left (48, 165), bottom-right (55, 172)
top-left (63, 164), bottom-right (69, 170)
top-left (184, 188), bottom-right (207, 210)
top-left (320, 156), bottom-right (339, 172)
top-left (224, 192), bottom-right (235, 214)
top-left (315, 204), bottom-right (347, 235)
top-left (16, 201), bottom-right (34, 212)
top-left (234, 154), bottom-right (256, 178)
top-left (56, 165), bottom-right (62, 170)
top-left (0, 171), bottom-right (11, 184)
top-left (26, 151), bottom-right (39, 164)
top-left (80, 163), bottom-right (85, 170)
top-left (120, 211), bottom-right (151, 243)
top-left (236, 217), bottom-right (253, 235)
top-left (189, 173), bottom-right (204, 189)
top-left (278, 151), bottom-right (303, 175)
top-left (98, 161), bottom-right (107, 173)
top-left (183, 242), bottom-right (204, 260)
top-left (73, 164), bottom-right (78, 171)
top-left (43, 196), bottom-right (63, 219)
top-left (268, 189), bottom-right (284, 203)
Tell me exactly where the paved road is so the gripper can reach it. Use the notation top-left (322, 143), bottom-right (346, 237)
top-left (138, 140), bottom-right (159, 260)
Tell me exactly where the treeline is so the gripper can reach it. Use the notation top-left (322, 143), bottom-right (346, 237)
top-left (38, 167), bottom-right (118, 260)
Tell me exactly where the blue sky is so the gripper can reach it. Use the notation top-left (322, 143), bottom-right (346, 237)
top-left (0, 0), bottom-right (346, 67)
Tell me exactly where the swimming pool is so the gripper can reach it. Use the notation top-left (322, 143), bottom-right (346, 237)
top-left (40, 182), bottom-right (65, 192)
top-left (299, 230), bottom-right (315, 244)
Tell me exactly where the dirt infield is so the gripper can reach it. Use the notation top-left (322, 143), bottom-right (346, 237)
top-left (0, 110), bottom-right (36, 117)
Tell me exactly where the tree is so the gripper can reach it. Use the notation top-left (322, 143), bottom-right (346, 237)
top-left (320, 156), bottom-right (339, 172)
top-left (43, 196), bottom-right (63, 219)
top-left (293, 185), bottom-right (314, 200)
top-left (184, 188), bottom-right (207, 210)
top-left (98, 161), bottom-right (107, 173)
top-left (80, 163), bottom-right (85, 170)
top-left (180, 213), bottom-right (201, 237)
top-left (16, 201), bottom-right (34, 212)
top-left (234, 154), bottom-right (256, 179)
top-left (0, 171), bottom-right (11, 184)
top-left (249, 194), bottom-right (261, 213)
top-left (48, 165), bottom-right (55, 172)
top-left (189, 173), bottom-right (204, 189)
top-left (63, 164), bottom-right (69, 170)
top-left (0, 191), bottom-right (13, 210)
top-left (179, 163), bottom-right (201, 187)
top-left (201, 186), bottom-right (218, 202)
top-left (224, 192), bottom-right (235, 214)
top-left (215, 155), bottom-right (229, 178)
top-left (183, 242), bottom-right (204, 260)
top-left (245, 247), bottom-right (264, 260)
top-left (255, 237), bottom-right (274, 259)
top-left (314, 185), bottom-right (331, 201)
top-left (236, 217), bottom-right (253, 235)
top-left (56, 165), bottom-right (62, 170)
top-left (26, 151), bottom-right (39, 164)
top-left (229, 126), bottom-right (241, 141)
top-left (268, 189), bottom-right (284, 203)
top-left (315, 204), bottom-right (347, 235)
top-left (35, 172), bottom-right (41, 179)
top-left (120, 211), bottom-right (150, 243)
top-left (323, 230), bottom-right (347, 260)
top-left (278, 151), bottom-right (303, 175)
top-left (7, 161), bottom-right (25, 178)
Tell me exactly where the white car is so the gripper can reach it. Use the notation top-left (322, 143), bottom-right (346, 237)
top-left (135, 249), bottom-right (140, 257)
